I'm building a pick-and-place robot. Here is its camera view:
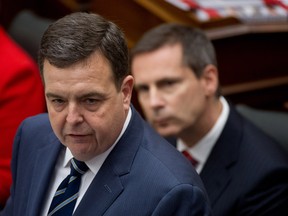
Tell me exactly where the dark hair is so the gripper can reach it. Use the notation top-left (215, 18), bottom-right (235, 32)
top-left (38, 12), bottom-right (129, 90)
top-left (131, 23), bottom-right (217, 78)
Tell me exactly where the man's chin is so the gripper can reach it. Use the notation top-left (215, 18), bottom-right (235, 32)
top-left (156, 127), bottom-right (178, 138)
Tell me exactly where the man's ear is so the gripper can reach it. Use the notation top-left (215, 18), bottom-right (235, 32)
top-left (201, 64), bottom-right (219, 96)
top-left (121, 75), bottom-right (134, 109)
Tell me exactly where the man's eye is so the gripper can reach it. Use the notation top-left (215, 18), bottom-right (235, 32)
top-left (163, 80), bottom-right (176, 87)
top-left (136, 85), bottom-right (149, 93)
top-left (85, 98), bottom-right (99, 105)
top-left (52, 99), bottom-right (65, 104)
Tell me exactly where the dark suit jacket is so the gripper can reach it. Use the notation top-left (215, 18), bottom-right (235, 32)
top-left (1, 106), bottom-right (212, 216)
top-left (168, 105), bottom-right (288, 216)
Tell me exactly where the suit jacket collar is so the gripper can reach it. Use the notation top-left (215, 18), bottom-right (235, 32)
top-left (25, 106), bottom-right (144, 215)
top-left (74, 106), bottom-right (144, 215)
top-left (27, 131), bottom-right (63, 216)
top-left (200, 106), bottom-right (242, 206)
top-left (164, 105), bottom-right (242, 206)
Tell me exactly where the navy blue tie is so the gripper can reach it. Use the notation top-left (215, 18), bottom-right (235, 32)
top-left (48, 158), bottom-right (89, 216)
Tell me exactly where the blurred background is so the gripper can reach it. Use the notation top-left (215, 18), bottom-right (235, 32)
top-left (1, 0), bottom-right (288, 113)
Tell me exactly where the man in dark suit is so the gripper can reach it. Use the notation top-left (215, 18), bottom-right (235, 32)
top-left (130, 23), bottom-right (288, 215)
top-left (0, 13), bottom-right (212, 216)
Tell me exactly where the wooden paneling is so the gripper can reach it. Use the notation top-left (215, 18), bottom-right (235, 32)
top-left (89, 0), bottom-right (164, 47)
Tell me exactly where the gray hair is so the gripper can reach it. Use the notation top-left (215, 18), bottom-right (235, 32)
top-left (130, 23), bottom-right (217, 78)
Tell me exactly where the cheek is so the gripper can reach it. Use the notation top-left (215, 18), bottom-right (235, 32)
top-left (48, 111), bottom-right (65, 136)
top-left (89, 103), bottom-right (124, 136)
top-left (138, 98), bottom-right (150, 113)
top-left (165, 87), bottom-right (191, 110)
top-left (181, 82), bottom-right (204, 103)
top-left (173, 86), bottom-right (205, 114)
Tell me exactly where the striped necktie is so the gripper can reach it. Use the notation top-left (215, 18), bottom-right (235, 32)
top-left (48, 158), bottom-right (89, 216)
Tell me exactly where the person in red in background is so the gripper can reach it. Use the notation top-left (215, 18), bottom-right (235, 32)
top-left (0, 26), bottom-right (46, 209)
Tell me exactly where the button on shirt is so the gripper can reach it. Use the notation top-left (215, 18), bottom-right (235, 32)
top-left (41, 108), bottom-right (132, 215)
top-left (177, 96), bottom-right (229, 174)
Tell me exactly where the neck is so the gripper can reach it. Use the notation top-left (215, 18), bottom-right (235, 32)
top-left (180, 98), bottom-right (223, 148)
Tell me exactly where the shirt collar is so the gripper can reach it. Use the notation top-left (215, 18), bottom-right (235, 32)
top-left (178, 96), bottom-right (229, 172)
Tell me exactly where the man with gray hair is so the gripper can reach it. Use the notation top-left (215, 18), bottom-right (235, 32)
top-left (131, 23), bottom-right (288, 216)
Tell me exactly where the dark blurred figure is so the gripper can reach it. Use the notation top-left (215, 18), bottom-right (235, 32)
top-left (1, 0), bottom-right (92, 60)
top-left (7, 10), bottom-right (53, 61)
top-left (0, 0), bottom-right (73, 29)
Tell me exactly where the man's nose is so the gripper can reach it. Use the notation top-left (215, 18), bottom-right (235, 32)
top-left (149, 88), bottom-right (165, 109)
top-left (66, 103), bottom-right (83, 124)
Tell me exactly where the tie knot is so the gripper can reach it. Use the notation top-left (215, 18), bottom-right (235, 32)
top-left (70, 158), bottom-right (89, 176)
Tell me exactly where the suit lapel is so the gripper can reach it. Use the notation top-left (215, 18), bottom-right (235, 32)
top-left (200, 107), bottom-right (242, 206)
top-left (74, 106), bottom-right (144, 215)
top-left (73, 160), bottom-right (124, 215)
top-left (165, 131), bottom-right (234, 205)
top-left (200, 157), bottom-right (232, 205)
top-left (26, 132), bottom-right (62, 216)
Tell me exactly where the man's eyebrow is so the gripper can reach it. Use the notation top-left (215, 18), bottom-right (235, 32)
top-left (45, 92), bottom-right (106, 99)
top-left (46, 92), bottom-right (61, 98)
top-left (157, 77), bottom-right (180, 83)
top-left (77, 92), bottom-right (106, 99)
top-left (134, 83), bottom-right (147, 88)
top-left (134, 83), bottom-right (150, 91)
top-left (155, 77), bottom-right (182, 86)
top-left (134, 77), bottom-right (181, 89)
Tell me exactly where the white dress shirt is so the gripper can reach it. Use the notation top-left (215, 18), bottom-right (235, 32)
top-left (177, 96), bottom-right (229, 173)
top-left (41, 108), bottom-right (132, 215)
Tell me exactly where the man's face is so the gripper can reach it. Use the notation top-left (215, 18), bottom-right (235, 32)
top-left (132, 44), bottom-right (208, 137)
top-left (43, 51), bottom-right (133, 161)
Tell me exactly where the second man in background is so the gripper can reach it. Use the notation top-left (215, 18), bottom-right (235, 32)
top-left (130, 23), bottom-right (288, 216)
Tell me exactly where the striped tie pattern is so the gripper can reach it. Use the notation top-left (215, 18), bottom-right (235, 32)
top-left (48, 158), bottom-right (89, 216)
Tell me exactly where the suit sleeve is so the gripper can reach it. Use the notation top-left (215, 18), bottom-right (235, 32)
top-left (152, 184), bottom-right (212, 216)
